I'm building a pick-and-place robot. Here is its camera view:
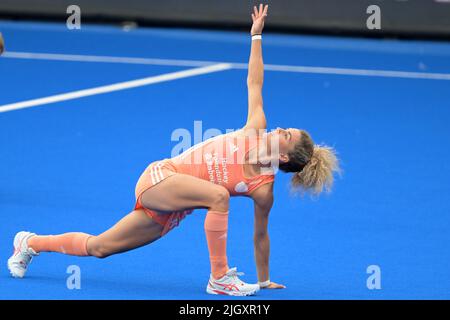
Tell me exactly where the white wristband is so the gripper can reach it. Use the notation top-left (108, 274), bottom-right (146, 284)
top-left (252, 34), bottom-right (262, 41)
top-left (258, 279), bottom-right (270, 288)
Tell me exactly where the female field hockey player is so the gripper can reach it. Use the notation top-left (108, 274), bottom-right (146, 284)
top-left (8, 4), bottom-right (340, 296)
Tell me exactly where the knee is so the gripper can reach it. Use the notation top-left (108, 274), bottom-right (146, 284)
top-left (87, 238), bottom-right (112, 259)
top-left (91, 247), bottom-right (111, 259)
top-left (209, 186), bottom-right (230, 212)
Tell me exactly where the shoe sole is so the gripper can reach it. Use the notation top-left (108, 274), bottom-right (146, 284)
top-left (206, 286), bottom-right (259, 296)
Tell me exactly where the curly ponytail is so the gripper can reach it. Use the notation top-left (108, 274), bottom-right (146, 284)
top-left (279, 130), bottom-right (340, 196)
top-left (292, 145), bottom-right (340, 195)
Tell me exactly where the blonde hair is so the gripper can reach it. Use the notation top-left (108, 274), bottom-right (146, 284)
top-left (292, 145), bottom-right (340, 196)
top-left (278, 130), bottom-right (340, 196)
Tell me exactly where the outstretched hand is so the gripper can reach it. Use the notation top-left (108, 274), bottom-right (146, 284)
top-left (251, 4), bottom-right (269, 36)
top-left (263, 281), bottom-right (286, 289)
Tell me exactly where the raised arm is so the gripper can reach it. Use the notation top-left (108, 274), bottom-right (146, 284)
top-left (244, 4), bottom-right (269, 132)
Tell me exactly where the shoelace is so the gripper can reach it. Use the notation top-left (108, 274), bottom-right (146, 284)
top-left (227, 268), bottom-right (245, 285)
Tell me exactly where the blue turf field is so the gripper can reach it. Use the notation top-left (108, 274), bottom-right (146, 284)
top-left (1, 20), bottom-right (450, 299)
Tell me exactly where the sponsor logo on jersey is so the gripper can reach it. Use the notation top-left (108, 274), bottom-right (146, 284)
top-left (234, 181), bottom-right (248, 193)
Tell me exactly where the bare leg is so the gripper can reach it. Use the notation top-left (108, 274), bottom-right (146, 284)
top-left (140, 173), bottom-right (230, 212)
top-left (86, 209), bottom-right (163, 258)
top-left (29, 174), bottom-right (229, 259)
top-left (30, 174), bottom-right (229, 261)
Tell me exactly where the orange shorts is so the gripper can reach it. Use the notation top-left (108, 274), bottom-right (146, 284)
top-left (134, 159), bottom-right (193, 236)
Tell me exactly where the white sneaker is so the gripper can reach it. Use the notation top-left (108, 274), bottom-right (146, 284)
top-left (7, 231), bottom-right (39, 278)
top-left (206, 267), bottom-right (260, 296)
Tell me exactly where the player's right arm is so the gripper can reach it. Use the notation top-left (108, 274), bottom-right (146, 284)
top-left (251, 182), bottom-right (286, 289)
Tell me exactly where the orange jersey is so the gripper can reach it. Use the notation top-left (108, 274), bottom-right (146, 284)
top-left (169, 130), bottom-right (275, 196)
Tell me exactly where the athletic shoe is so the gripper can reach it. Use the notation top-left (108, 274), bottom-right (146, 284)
top-left (206, 267), bottom-right (260, 296)
top-left (7, 231), bottom-right (38, 278)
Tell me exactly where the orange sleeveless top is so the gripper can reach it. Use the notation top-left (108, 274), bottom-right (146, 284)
top-left (169, 130), bottom-right (275, 196)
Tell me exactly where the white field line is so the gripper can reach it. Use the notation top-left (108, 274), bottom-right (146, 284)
top-left (2, 51), bottom-right (213, 67)
top-left (0, 63), bottom-right (232, 113)
top-left (258, 64), bottom-right (450, 80)
top-left (3, 51), bottom-right (450, 80)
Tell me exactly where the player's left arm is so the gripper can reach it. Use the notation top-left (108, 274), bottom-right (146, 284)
top-left (252, 182), bottom-right (286, 289)
top-left (243, 4), bottom-right (269, 133)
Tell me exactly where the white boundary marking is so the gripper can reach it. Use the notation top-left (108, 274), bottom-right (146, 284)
top-left (0, 63), bottom-right (232, 113)
top-left (2, 51), bottom-right (212, 67)
top-left (261, 64), bottom-right (450, 80)
top-left (4, 51), bottom-right (450, 80)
